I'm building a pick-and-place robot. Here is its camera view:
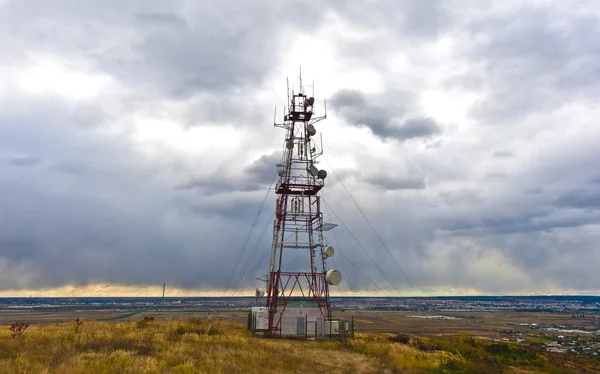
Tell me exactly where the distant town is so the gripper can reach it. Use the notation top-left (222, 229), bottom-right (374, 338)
top-left (1, 295), bottom-right (599, 314)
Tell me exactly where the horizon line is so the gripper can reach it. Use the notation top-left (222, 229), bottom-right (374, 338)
top-left (1, 294), bottom-right (599, 298)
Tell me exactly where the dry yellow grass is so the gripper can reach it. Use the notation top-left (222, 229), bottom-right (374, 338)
top-left (0, 318), bottom-right (455, 373)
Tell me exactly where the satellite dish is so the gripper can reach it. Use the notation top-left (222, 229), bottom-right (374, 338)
top-left (307, 124), bottom-right (316, 136)
top-left (324, 246), bottom-right (334, 257)
top-left (325, 269), bottom-right (342, 285)
top-left (255, 288), bottom-right (265, 298)
top-left (278, 168), bottom-right (285, 177)
top-left (307, 97), bottom-right (315, 106)
top-left (309, 165), bottom-right (319, 177)
top-left (286, 139), bottom-right (294, 149)
top-left (318, 169), bottom-right (327, 179)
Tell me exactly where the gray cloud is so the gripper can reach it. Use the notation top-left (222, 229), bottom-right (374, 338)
top-left (492, 151), bottom-right (514, 158)
top-left (175, 152), bottom-right (279, 195)
top-left (6, 155), bottom-right (41, 167)
top-left (0, 0), bottom-right (599, 296)
top-left (554, 189), bottom-right (600, 210)
top-left (52, 161), bottom-right (88, 176)
top-left (330, 89), bottom-right (442, 141)
top-left (334, 0), bottom-right (453, 37)
top-left (456, 6), bottom-right (600, 124)
top-left (244, 151), bottom-right (281, 184)
top-left (2, 1), bottom-right (323, 100)
top-left (365, 175), bottom-right (426, 191)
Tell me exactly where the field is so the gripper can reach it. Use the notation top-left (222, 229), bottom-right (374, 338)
top-left (341, 311), bottom-right (600, 338)
top-left (2, 309), bottom-right (597, 339)
top-left (1, 311), bottom-right (600, 373)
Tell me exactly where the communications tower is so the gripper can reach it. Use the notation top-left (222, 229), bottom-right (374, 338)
top-left (252, 74), bottom-right (342, 337)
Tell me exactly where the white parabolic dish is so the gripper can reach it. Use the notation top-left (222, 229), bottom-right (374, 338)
top-left (325, 269), bottom-right (342, 285)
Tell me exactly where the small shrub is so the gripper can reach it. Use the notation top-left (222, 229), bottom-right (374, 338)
top-left (459, 333), bottom-right (476, 347)
top-left (484, 343), bottom-right (537, 361)
top-left (74, 318), bottom-right (83, 333)
top-left (411, 339), bottom-right (431, 351)
top-left (136, 316), bottom-right (155, 329)
top-left (410, 338), bottom-right (441, 352)
top-left (206, 324), bottom-right (223, 336)
top-left (170, 322), bottom-right (223, 338)
top-left (435, 358), bottom-right (504, 374)
top-left (9, 322), bottom-right (29, 340)
top-left (388, 333), bottom-right (410, 344)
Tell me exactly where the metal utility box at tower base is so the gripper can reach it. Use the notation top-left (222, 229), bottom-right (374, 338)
top-left (250, 307), bottom-right (269, 331)
top-left (272, 300), bottom-right (323, 336)
top-left (249, 303), bottom-right (353, 339)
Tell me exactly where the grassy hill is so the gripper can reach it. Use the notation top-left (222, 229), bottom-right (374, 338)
top-left (0, 317), bottom-right (598, 373)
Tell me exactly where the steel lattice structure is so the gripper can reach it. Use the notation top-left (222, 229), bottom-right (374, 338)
top-left (262, 75), bottom-right (337, 336)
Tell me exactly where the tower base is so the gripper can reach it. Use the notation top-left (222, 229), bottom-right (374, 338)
top-left (249, 301), bottom-right (352, 340)
top-left (273, 302), bottom-right (322, 337)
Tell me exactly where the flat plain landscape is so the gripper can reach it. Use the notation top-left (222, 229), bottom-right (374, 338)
top-left (2, 309), bottom-right (597, 338)
top-left (1, 296), bottom-right (599, 372)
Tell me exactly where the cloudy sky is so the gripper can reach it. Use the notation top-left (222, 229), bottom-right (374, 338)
top-left (1, 0), bottom-right (599, 297)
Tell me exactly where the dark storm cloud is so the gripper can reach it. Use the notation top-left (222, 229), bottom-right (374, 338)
top-left (554, 189), bottom-right (600, 210)
top-left (0, 87), bottom-right (279, 290)
top-left (443, 212), bottom-right (599, 237)
top-left (396, 118), bottom-right (441, 140)
top-left (0, 0), bottom-right (461, 293)
top-left (0, 238), bottom-right (38, 262)
top-left (244, 151), bottom-right (280, 183)
top-left (175, 152), bottom-right (280, 195)
top-left (1, 0), bottom-right (600, 295)
top-left (330, 89), bottom-right (441, 141)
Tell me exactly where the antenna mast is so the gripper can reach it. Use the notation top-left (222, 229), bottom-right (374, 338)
top-left (252, 70), bottom-right (341, 337)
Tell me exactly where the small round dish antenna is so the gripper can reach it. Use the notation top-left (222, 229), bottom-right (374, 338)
top-left (325, 269), bottom-right (342, 285)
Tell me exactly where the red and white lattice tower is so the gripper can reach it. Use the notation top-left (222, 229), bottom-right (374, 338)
top-left (261, 74), bottom-right (341, 336)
